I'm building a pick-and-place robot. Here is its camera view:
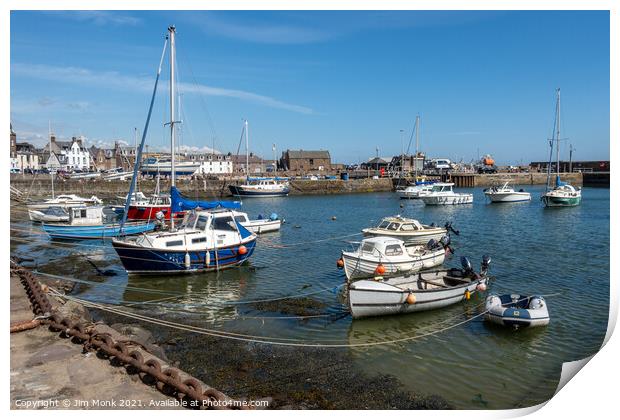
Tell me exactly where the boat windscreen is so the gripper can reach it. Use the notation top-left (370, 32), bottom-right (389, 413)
top-left (378, 221), bottom-right (390, 229)
top-left (212, 216), bottom-right (237, 232)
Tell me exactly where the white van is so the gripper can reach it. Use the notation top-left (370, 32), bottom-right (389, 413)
top-left (433, 159), bottom-right (452, 170)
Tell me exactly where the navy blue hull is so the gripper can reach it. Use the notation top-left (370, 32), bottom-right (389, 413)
top-left (112, 238), bottom-right (256, 274)
top-left (229, 185), bottom-right (289, 197)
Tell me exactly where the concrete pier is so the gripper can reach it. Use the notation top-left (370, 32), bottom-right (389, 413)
top-left (10, 272), bottom-right (178, 410)
top-left (444, 172), bottom-right (583, 188)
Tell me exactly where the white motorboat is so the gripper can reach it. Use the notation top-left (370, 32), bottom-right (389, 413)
top-left (420, 183), bottom-right (473, 205)
top-left (26, 194), bottom-right (103, 211)
top-left (541, 89), bottom-right (581, 207)
top-left (28, 206), bottom-right (69, 223)
top-left (361, 215), bottom-right (451, 245)
top-left (339, 236), bottom-right (451, 280)
top-left (141, 158), bottom-right (201, 177)
top-left (232, 211), bottom-right (282, 234)
top-left (484, 181), bottom-right (531, 203)
top-left (485, 294), bottom-right (550, 328)
top-left (348, 256), bottom-right (491, 319)
top-left (399, 184), bottom-right (434, 199)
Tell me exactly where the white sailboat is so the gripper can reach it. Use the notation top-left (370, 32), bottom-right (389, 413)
top-left (541, 88), bottom-right (582, 207)
top-left (228, 120), bottom-right (290, 197)
top-left (112, 26), bottom-right (257, 274)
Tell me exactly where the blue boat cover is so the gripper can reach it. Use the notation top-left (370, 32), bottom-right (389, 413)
top-left (555, 175), bottom-right (566, 187)
top-left (170, 186), bottom-right (241, 212)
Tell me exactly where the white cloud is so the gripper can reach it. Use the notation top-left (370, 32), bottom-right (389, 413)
top-left (12, 63), bottom-right (314, 115)
top-left (178, 144), bottom-right (221, 154)
top-left (47, 11), bottom-right (141, 26)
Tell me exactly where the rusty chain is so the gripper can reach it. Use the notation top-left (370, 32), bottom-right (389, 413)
top-left (10, 261), bottom-right (251, 410)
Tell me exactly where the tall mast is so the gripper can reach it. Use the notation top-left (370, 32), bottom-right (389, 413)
top-left (556, 88), bottom-right (561, 177)
top-left (245, 119), bottom-right (249, 179)
top-left (400, 129), bottom-right (404, 178)
top-left (415, 114), bottom-right (420, 179)
top-left (169, 26), bottom-right (176, 188)
top-left (169, 25), bottom-right (177, 229)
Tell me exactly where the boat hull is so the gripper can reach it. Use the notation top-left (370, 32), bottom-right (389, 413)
top-left (241, 219), bottom-right (281, 234)
top-left (42, 222), bottom-right (156, 240)
top-left (542, 195), bottom-right (581, 207)
top-left (485, 192), bottom-right (531, 203)
top-left (229, 185), bottom-right (289, 197)
top-left (112, 237), bottom-right (257, 274)
top-left (126, 205), bottom-right (183, 221)
top-left (349, 275), bottom-right (487, 319)
top-left (421, 194), bottom-right (474, 205)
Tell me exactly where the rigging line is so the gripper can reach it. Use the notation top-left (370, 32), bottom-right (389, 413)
top-left (177, 44), bottom-right (219, 148)
top-left (31, 268), bottom-right (340, 306)
top-left (56, 292), bottom-right (490, 348)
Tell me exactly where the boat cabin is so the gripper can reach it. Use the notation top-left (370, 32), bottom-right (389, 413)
top-left (375, 217), bottom-right (425, 232)
top-left (357, 237), bottom-right (407, 258)
top-left (135, 209), bottom-right (253, 251)
top-left (430, 183), bottom-right (455, 193)
top-left (68, 206), bottom-right (105, 226)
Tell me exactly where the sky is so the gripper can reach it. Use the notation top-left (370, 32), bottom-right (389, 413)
top-left (10, 10), bottom-right (610, 165)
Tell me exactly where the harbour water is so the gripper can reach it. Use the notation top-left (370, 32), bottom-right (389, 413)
top-left (10, 185), bottom-right (609, 409)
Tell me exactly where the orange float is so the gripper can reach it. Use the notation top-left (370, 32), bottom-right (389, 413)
top-left (375, 264), bottom-right (386, 275)
top-left (238, 245), bottom-right (247, 255)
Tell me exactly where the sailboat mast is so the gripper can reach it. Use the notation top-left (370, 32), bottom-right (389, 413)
top-left (245, 120), bottom-right (249, 178)
top-left (415, 114), bottom-right (420, 179)
top-left (556, 88), bottom-right (561, 177)
top-left (169, 26), bottom-right (177, 189)
top-left (169, 25), bottom-right (176, 229)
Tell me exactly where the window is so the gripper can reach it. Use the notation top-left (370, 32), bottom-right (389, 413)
top-left (387, 223), bottom-right (400, 231)
top-left (212, 216), bottom-right (237, 232)
top-left (400, 224), bottom-right (416, 231)
top-left (192, 237), bottom-right (206, 244)
top-left (309, 158), bottom-right (314, 165)
top-left (385, 245), bottom-right (403, 256)
top-left (234, 215), bottom-right (248, 223)
top-left (195, 216), bottom-right (208, 231)
top-left (361, 243), bottom-right (375, 254)
top-left (166, 240), bottom-right (183, 247)
top-left (378, 221), bottom-right (390, 229)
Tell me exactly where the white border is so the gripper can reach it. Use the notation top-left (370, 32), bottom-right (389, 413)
top-left (2, 1), bottom-right (616, 419)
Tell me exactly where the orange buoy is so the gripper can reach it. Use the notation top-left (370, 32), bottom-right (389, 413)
top-left (336, 258), bottom-right (344, 269)
top-left (375, 264), bottom-right (386, 275)
top-left (238, 245), bottom-right (247, 255)
top-left (406, 293), bottom-right (416, 305)
top-left (465, 290), bottom-right (471, 300)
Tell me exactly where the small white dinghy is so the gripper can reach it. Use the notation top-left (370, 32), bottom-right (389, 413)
top-left (348, 256), bottom-right (491, 319)
top-left (233, 211), bottom-right (282, 234)
top-left (485, 294), bottom-right (550, 328)
top-left (28, 206), bottom-right (69, 223)
top-left (339, 236), bottom-right (451, 280)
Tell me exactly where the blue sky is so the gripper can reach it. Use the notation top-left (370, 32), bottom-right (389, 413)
top-left (10, 10), bottom-right (610, 165)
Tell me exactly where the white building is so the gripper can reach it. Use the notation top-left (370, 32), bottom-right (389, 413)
top-left (186, 153), bottom-right (233, 175)
top-left (13, 142), bottom-right (40, 172)
top-left (44, 134), bottom-right (91, 171)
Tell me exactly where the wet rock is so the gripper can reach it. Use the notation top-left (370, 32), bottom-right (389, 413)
top-left (55, 300), bottom-right (91, 324)
top-left (250, 297), bottom-right (327, 316)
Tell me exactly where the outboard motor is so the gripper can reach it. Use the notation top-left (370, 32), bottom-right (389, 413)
top-left (154, 211), bottom-right (166, 230)
top-left (460, 256), bottom-right (473, 274)
top-left (439, 234), bottom-right (454, 254)
top-left (481, 255), bottom-right (491, 274)
top-left (270, 213), bottom-right (279, 221)
top-left (445, 221), bottom-right (460, 236)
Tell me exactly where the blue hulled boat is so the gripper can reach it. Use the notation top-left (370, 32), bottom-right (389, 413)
top-left (112, 187), bottom-right (257, 274)
top-left (42, 206), bottom-right (155, 240)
